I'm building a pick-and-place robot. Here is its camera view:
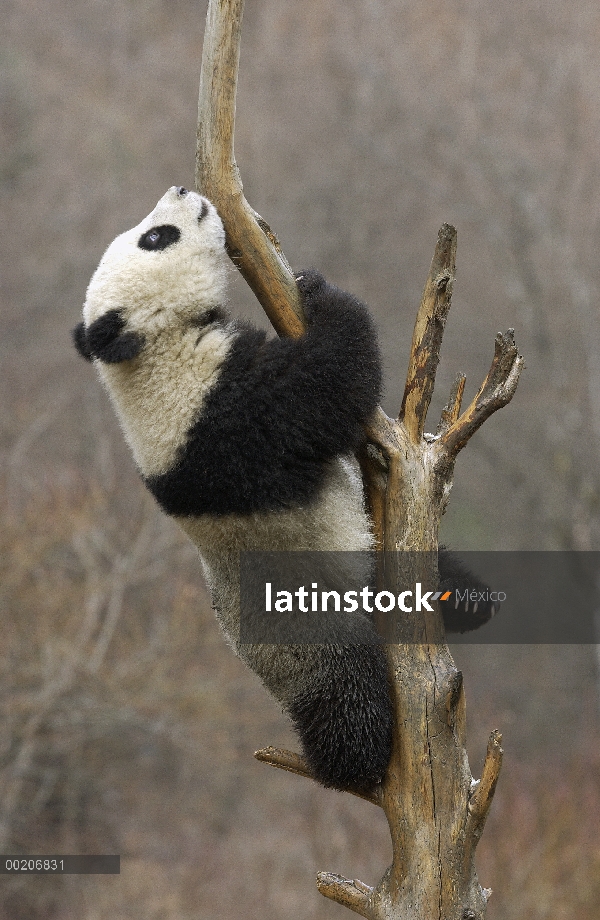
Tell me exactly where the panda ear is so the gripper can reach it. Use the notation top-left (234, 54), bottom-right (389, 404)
top-left (92, 331), bottom-right (146, 364)
top-left (86, 310), bottom-right (146, 364)
top-left (72, 322), bottom-right (94, 361)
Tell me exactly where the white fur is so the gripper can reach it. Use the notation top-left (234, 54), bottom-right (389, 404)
top-left (178, 455), bottom-right (374, 638)
top-left (84, 188), bottom-right (234, 476)
top-left (178, 456), bottom-right (374, 700)
top-left (85, 188), bottom-right (228, 330)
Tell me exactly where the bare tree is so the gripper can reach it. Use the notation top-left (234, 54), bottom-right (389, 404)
top-left (196, 2), bottom-right (522, 918)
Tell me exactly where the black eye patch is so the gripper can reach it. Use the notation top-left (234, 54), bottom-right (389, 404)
top-left (138, 224), bottom-right (181, 251)
top-left (73, 309), bottom-right (145, 365)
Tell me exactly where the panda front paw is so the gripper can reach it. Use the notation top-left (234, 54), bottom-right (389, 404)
top-left (438, 547), bottom-right (500, 634)
top-left (295, 269), bottom-right (326, 322)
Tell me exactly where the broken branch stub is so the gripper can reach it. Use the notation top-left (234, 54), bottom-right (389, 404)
top-left (400, 223), bottom-right (457, 443)
top-left (254, 747), bottom-right (381, 807)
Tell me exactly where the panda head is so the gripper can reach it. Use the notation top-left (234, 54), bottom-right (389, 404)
top-left (75, 187), bottom-right (228, 364)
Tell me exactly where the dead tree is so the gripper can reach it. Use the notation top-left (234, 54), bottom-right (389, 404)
top-left (196, 2), bottom-right (523, 917)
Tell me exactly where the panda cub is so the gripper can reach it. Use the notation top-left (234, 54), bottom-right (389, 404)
top-left (73, 186), bottom-right (495, 792)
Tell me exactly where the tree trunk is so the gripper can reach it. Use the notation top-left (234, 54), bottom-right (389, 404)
top-left (196, 2), bottom-right (522, 917)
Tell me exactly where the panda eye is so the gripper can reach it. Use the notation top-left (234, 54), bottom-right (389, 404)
top-left (138, 224), bottom-right (181, 251)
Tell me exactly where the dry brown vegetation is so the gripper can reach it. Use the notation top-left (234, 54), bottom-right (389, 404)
top-left (2, 0), bottom-right (600, 917)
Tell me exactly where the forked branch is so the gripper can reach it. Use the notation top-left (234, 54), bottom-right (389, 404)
top-left (440, 330), bottom-right (523, 459)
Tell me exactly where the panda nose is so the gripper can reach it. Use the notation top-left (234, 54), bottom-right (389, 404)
top-left (176, 186), bottom-right (188, 198)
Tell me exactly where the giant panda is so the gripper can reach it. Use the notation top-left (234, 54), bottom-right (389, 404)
top-left (73, 186), bottom-right (496, 792)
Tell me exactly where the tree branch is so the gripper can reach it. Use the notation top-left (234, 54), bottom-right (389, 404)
top-left (467, 730), bottom-right (504, 839)
top-left (254, 747), bottom-right (381, 806)
top-left (316, 873), bottom-right (374, 919)
top-left (437, 373), bottom-right (467, 436)
top-left (196, 0), bottom-right (304, 338)
top-left (400, 223), bottom-right (457, 442)
top-left (440, 330), bottom-right (524, 459)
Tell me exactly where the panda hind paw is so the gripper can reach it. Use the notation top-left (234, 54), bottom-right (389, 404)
top-left (286, 648), bottom-right (394, 793)
top-left (438, 546), bottom-right (500, 634)
top-left (442, 592), bottom-right (500, 634)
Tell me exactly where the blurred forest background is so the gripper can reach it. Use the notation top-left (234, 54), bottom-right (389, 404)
top-left (2, 0), bottom-right (600, 917)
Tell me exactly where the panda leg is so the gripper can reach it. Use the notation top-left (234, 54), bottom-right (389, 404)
top-left (438, 547), bottom-right (499, 633)
top-left (281, 549), bottom-right (494, 790)
top-left (283, 551), bottom-right (494, 791)
top-left (287, 644), bottom-right (393, 793)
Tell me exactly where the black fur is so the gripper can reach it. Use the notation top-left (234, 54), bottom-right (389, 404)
top-left (288, 643), bottom-right (393, 791)
top-left (138, 224), bottom-right (181, 252)
top-left (198, 200), bottom-right (209, 222)
top-left (75, 310), bottom-right (146, 364)
top-left (285, 547), bottom-right (494, 791)
top-left (144, 270), bottom-right (382, 516)
top-left (191, 305), bottom-right (228, 336)
top-left (438, 547), bottom-right (499, 632)
top-left (72, 321), bottom-right (94, 361)
top-left (281, 546), bottom-right (494, 791)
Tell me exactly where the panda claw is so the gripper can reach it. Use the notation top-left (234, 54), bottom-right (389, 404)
top-left (438, 549), bottom-right (500, 634)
